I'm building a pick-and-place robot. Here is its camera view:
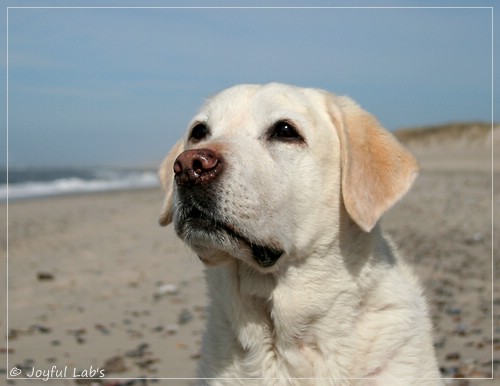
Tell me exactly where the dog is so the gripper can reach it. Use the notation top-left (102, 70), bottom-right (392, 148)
top-left (158, 83), bottom-right (442, 385)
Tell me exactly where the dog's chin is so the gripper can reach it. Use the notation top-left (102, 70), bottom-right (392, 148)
top-left (174, 207), bottom-right (283, 270)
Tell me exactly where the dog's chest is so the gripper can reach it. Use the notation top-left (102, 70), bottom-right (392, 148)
top-left (235, 290), bottom-right (349, 379)
top-left (228, 295), bottom-right (356, 384)
top-left (203, 263), bottom-right (357, 381)
top-left (235, 300), bottom-right (322, 379)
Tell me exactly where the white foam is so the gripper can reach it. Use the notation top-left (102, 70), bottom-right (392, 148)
top-left (0, 171), bottom-right (160, 201)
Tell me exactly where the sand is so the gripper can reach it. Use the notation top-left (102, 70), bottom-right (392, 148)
top-left (2, 189), bottom-right (207, 385)
top-left (2, 127), bottom-right (499, 385)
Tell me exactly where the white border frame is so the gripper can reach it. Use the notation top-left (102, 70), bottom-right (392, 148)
top-left (4, 4), bottom-right (495, 383)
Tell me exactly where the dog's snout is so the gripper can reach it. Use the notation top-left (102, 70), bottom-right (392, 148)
top-left (174, 148), bottom-right (223, 186)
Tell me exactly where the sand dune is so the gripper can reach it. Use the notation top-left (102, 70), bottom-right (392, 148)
top-left (395, 122), bottom-right (495, 147)
top-left (395, 122), bottom-right (499, 172)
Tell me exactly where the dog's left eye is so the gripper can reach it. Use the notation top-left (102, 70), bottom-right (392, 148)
top-left (189, 123), bottom-right (210, 142)
top-left (269, 121), bottom-right (303, 142)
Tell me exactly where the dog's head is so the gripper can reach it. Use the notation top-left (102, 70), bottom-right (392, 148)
top-left (159, 83), bottom-right (418, 271)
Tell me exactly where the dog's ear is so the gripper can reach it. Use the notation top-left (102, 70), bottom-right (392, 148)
top-left (328, 95), bottom-right (419, 233)
top-left (158, 139), bottom-right (185, 226)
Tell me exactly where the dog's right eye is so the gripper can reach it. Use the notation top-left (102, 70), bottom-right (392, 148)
top-left (189, 123), bottom-right (210, 142)
top-left (269, 120), bottom-right (304, 143)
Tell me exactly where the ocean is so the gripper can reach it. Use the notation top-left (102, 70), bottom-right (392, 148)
top-left (1, 166), bottom-right (160, 202)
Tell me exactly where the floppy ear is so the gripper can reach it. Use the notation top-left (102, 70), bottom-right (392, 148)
top-left (328, 95), bottom-right (419, 233)
top-left (158, 139), bottom-right (185, 226)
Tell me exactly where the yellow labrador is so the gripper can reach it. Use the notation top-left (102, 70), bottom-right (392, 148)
top-left (159, 83), bottom-right (442, 385)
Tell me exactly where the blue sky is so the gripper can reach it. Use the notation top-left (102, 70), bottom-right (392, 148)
top-left (1, 1), bottom-right (497, 167)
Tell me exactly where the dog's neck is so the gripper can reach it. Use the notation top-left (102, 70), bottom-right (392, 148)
top-left (203, 224), bottom-right (390, 373)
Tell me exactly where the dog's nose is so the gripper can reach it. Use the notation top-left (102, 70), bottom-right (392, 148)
top-left (174, 148), bottom-right (223, 186)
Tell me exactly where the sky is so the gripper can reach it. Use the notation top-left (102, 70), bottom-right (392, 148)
top-left (1, 1), bottom-right (498, 167)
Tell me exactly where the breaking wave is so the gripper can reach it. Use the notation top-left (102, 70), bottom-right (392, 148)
top-left (0, 167), bottom-right (160, 201)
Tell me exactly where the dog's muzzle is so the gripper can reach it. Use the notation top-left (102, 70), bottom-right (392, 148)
top-left (173, 148), bottom-right (283, 268)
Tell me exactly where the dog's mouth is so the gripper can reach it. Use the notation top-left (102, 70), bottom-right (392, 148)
top-left (178, 206), bottom-right (283, 268)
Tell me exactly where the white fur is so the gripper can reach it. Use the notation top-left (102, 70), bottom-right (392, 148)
top-left (159, 83), bottom-right (442, 385)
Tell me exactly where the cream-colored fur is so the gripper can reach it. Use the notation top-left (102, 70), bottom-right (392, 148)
top-left (159, 83), bottom-right (442, 385)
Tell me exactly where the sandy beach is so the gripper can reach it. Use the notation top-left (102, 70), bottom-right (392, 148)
top-left (2, 123), bottom-right (499, 385)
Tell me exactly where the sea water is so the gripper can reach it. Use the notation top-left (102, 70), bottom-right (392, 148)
top-left (0, 166), bottom-right (159, 202)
